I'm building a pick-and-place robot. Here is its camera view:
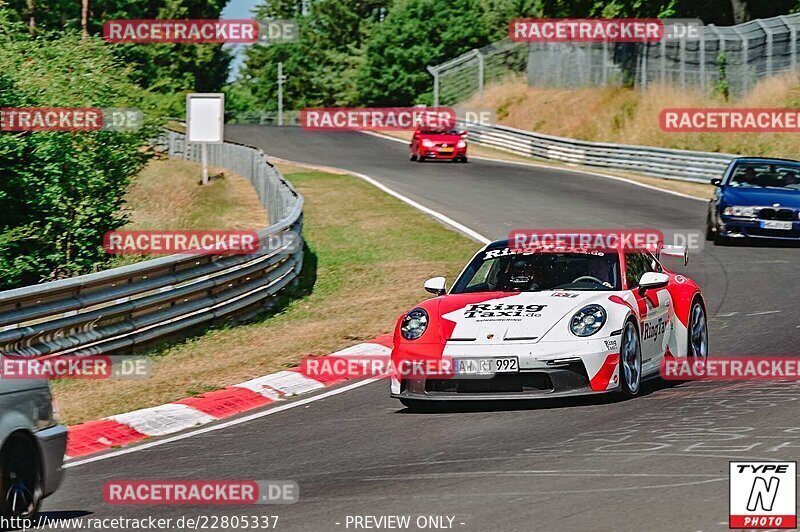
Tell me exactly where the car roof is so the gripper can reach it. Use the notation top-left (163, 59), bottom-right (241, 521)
top-left (484, 239), bottom-right (627, 256)
top-left (731, 157), bottom-right (800, 167)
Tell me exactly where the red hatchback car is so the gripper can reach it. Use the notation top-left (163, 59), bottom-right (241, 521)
top-left (409, 126), bottom-right (468, 163)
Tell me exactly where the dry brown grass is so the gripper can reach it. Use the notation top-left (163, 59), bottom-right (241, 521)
top-left (123, 158), bottom-right (266, 231)
top-left (53, 162), bottom-right (477, 424)
top-left (462, 73), bottom-right (800, 159)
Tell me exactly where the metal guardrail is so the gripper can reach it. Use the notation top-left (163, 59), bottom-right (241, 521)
top-left (430, 13), bottom-right (800, 104)
top-left (463, 121), bottom-right (734, 183)
top-left (0, 131), bottom-right (304, 357)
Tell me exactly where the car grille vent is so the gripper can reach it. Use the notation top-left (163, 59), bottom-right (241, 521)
top-left (758, 208), bottom-right (794, 221)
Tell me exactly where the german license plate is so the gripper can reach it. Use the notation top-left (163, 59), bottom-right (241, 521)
top-left (438, 147), bottom-right (454, 153)
top-left (452, 357), bottom-right (518, 375)
top-left (761, 220), bottom-right (793, 230)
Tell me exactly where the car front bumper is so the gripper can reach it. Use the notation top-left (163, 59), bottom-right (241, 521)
top-left (35, 424), bottom-right (67, 497)
top-left (719, 217), bottom-right (800, 240)
top-left (390, 339), bottom-right (621, 401)
top-left (419, 148), bottom-right (467, 160)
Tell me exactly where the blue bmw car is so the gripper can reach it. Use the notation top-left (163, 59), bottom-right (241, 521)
top-left (706, 157), bottom-right (800, 244)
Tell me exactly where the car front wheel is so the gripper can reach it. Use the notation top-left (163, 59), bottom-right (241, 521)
top-left (705, 213), bottom-right (715, 241)
top-left (688, 299), bottom-right (708, 360)
top-left (0, 432), bottom-right (42, 520)
top-left (619, 320), bottom-right (642, 398)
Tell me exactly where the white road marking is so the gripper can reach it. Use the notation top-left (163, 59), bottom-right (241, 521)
top-left (361, 131), bottom-right (707, 203)
top-left (745, 310), bottom-right (782, 316)
top-left (714, 312), bottom-right (738, 318)
top-left (65, 378), bottom-right (381, 468)
top-left (364, 471), bottom-right (721, 481)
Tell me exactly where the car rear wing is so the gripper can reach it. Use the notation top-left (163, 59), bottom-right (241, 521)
top-left (657, 244), bottom-right (689, 266)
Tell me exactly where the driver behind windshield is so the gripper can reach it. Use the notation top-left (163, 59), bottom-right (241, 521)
top-left (453, 251), bottom-right (621, 293)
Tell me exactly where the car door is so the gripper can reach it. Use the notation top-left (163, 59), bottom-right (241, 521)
top-left (625, 252), bottom-right (671, 374)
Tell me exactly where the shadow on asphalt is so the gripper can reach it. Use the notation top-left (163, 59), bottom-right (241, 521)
top-left (395, 378), bottom-right (692, 414)
top-left (714, 238), bottom-right (800, 249)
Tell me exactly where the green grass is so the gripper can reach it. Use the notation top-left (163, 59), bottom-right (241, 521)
top-left (54, 163), bottom-right (479, 424)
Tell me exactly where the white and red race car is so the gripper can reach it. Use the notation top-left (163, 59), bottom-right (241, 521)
top-left (390, 240), bottom-right (708, 409)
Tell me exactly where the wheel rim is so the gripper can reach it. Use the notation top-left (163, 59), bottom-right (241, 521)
top-left (622, 322), bottom-right (641, 393)
top-left (5, 473), bottom-right (35, 518)
top-left (689, 303), bottom-right (708, 359)
top-left (2, 437), bottom-right (40, 518)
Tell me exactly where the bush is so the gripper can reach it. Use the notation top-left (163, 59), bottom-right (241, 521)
top-left (0, 16), bottom-right (159, 289)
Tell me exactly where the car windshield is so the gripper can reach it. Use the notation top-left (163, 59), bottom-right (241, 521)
top-left (728, 162), bottom-right (800, 189)
top-left (451, 249), bottom-right (622, 293)
top-left (420, 128), bottom-right (460, 135)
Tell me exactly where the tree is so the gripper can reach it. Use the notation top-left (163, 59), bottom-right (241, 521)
top-left (233, 0), bottom-right (389, 112)
top-left (356, 0), bottom-right (493, 106)
top-left (3, 0), bottom-right (234, 115)
top-left (0, 14), bottom-right (156, 288)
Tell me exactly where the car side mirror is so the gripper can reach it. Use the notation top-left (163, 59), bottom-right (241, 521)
top-left (711, 178), bottom-right (722, 187)
top-left (638, 272), bottom-right (669, 291)
top-left (424, 276), bottom-right (446, 295)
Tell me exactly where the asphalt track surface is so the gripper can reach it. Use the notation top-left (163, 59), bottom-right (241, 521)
top-left (45, 127), bottom-right (800, 532)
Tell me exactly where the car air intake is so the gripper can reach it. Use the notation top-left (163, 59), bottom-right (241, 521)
top-left (759, 208), bottom-right (794, 221)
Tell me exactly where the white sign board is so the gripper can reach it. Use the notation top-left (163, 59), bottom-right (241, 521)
top-left (186, 93), bottom-right (224, 144)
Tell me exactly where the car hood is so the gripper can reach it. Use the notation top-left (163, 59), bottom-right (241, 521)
top-left (438, 291), bottom-right (611, 344)
top-left (722, 187), bottom-right (800, 208)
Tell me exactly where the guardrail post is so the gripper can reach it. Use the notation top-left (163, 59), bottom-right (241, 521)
top-left (640, 43), bottom-right (648, 89)
top-left (679, 34), bottom-right (687, 89)
top-left (779, 16), bottom-right (796, 72)
top-left (426, 65), bottom-right (439, 107)
top-left (755, 20), bottom-right (773, 77)
top-left (475, 49), bottom-right (484, 98)
top-left (660, 37), bottom-right (667, 83)
top-left (699, 28), bottom-right (706, 93)
top-left (602, 41), bottom-right (609, 85)
top-left (709, 26), bottom-right (725, 94)
top-left (733, 27), bottom-right (749, 94)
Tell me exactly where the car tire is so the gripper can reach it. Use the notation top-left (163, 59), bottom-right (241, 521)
top-left (409, 153), bottom-right (417, 161)
top-left (713, 231), bottom-right (727, 246)
top-left (687, 297), bottom-right (708, 361)
top-left (0, 432), bottom-right (43, 520)
top-left (417, 156), bottom-right (426, 163)
top-left (619, 319), bottom-right (642, 398)
top-left (705, 214), bottom-right (715, 241)
top-left (459, 157), bottom-right (468, 163)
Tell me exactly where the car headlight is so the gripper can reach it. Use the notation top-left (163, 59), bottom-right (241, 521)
top-left (421, 139), bottom-right (435, 148)
top-left (457, 140), bottom-right (466, 148)
top-left (570, 305), bottom-right (606, 337)
top-left (722, 206), bottom-right (758, 217)
top-left (401, 308), bottom-right (429, 340)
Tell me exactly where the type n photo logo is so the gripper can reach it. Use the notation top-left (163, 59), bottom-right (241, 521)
top-left (730, 461), bottom-right (796, 529)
